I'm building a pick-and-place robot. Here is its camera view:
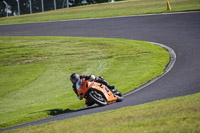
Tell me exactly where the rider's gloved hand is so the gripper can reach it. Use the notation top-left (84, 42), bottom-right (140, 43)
top-left (78, 96), bottom-right (83, 100)
top-left (89, 75), bottom-right (95, 81)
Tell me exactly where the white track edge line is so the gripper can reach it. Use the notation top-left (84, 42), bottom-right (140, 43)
top-left (124, 41), bottom-right (176, 97)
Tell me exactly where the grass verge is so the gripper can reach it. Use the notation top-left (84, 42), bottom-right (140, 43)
top-left (5, 93), bottom-right (200, 133)
top-left (0, 0), bottom-right (200, 25)
top-left (0, 36), bottom-right (169, 129)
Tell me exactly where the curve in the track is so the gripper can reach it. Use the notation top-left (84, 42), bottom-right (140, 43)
top-left (0, 11), bottom-right (200, 132)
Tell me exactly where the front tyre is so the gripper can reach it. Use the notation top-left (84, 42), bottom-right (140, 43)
top-left (88, 90), bottom-right (107, 106)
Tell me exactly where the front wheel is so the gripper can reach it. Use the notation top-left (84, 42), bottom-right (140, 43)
top-left (88, 90), bottom-right (107, 106)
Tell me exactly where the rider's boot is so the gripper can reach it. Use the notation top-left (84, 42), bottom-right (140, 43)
top-left (95, 76), bottom-right (117, 93)
top-left (107, 84), bottom-right (115, 90)
top-left (100, 80), bottom-right (118, 94)
top-left (96, 78), bottom-right (115, 89)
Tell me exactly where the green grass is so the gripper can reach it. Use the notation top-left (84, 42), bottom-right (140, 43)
top-left (0, 0), bottom-right (200, 25)
top-left (6, 93), bottom-right (200, 133)
top-left (0, 36), bottom-right (169, 129)
top-left (0, 0), bottom-right (198, 131)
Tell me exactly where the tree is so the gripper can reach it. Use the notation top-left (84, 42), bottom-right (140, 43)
top-left (0, 0), bottom-right (118, 18)
top-left (0, 1), bottom-right (6, 17)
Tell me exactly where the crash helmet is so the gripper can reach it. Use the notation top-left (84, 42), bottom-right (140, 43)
top-left (70, 73), bottom-right (80, 84)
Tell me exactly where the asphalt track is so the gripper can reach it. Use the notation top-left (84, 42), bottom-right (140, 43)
top-left (0, 11), bottom-right (200, 131)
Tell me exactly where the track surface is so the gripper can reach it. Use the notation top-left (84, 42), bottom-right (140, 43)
top-left (0, 11), bottom-right (200, 131)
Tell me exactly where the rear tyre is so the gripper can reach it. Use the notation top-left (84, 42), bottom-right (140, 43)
top-left (88, 90), bottom-right (107, 106)
top-left (115, 92), bottom-right (124, 102)
top-left (111, 89), bottom-right (124, 102)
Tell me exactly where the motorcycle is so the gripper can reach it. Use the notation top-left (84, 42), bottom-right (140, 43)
top-left (76, 78), bottom-right (124, 106)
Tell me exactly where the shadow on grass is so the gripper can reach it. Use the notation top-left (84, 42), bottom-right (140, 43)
top-left (46, 108), bottom-right (73, 116)
top-left (42, 105), bottom-right (101, 116)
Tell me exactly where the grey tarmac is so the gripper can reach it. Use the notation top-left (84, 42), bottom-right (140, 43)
top-left (0, 11), bottom-right (200, 131)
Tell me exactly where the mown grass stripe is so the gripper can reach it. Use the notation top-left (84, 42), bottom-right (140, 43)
top-left (0, 36), bottom-right (169, 129)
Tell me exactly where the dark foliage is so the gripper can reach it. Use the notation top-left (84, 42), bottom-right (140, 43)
top-left (0, 0), bottom-right (118, 17)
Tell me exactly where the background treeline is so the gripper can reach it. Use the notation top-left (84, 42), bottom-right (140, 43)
top-left (0, 0), bottom-right (117, 17)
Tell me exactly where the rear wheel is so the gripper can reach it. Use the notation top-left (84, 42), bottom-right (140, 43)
top-left (116, 93), bottom-right (124, 102)
top-left (88, 90), bottom-right (107, 106)
top-left (112, 89), bottom-right (124, 102)
top-left (115, 91), bottom-right (124, 102)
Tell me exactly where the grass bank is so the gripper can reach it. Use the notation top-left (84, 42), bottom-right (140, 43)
top-left (0, 36), bottom-right (169, 129)
top-left (0, 0), bottom-right (200, 25)
top-left (6, 93), bottom-right (200, 133)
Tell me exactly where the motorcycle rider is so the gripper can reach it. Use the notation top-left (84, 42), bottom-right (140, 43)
top-left (70, 73), bottom-right (115, 106)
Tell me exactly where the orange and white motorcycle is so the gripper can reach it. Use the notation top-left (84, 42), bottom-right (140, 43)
top-left (76, 78), bottom-right (124, 106)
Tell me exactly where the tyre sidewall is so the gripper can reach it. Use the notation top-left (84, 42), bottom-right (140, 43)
top-left (88, 90), bottom-right (107, 106)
